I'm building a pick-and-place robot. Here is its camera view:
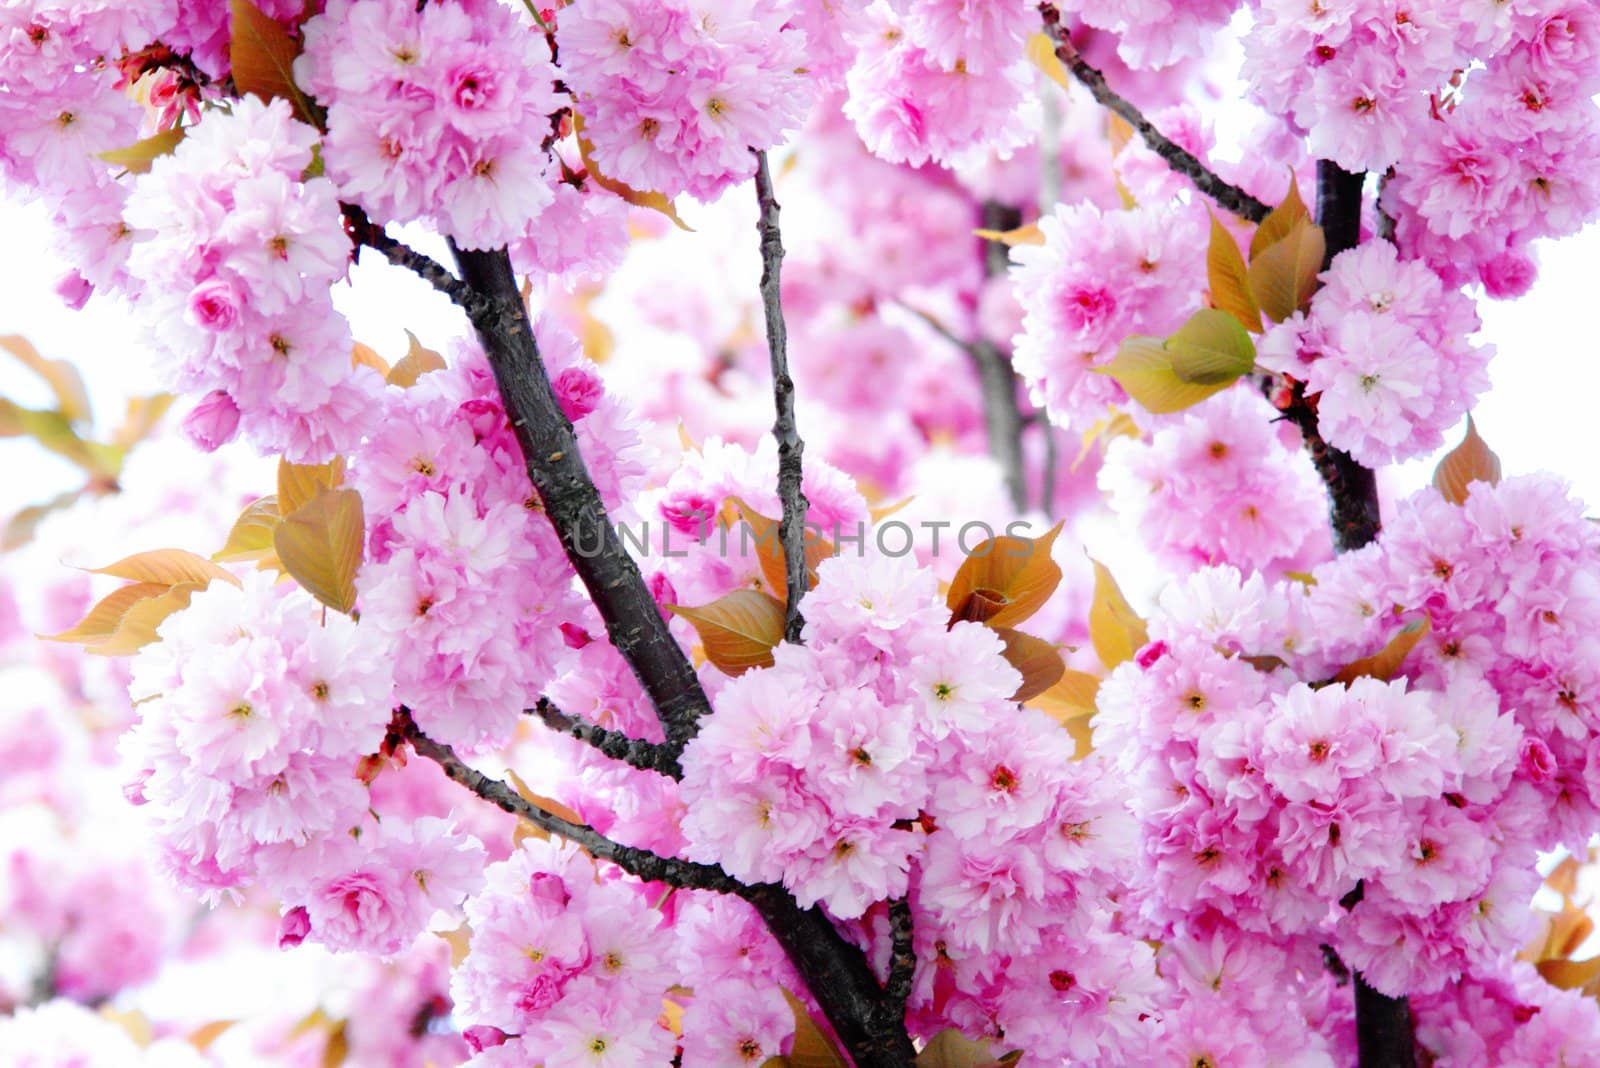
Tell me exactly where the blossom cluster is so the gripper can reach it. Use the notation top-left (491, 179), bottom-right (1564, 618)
top-left (1257, 241), bottom-right (1493, 466)
top-left (123, 97), bottom-right (379, 461)
top-left (297, 0), bottom-right (562, 249)
top-left (557, 0), bottom-right (814, 202)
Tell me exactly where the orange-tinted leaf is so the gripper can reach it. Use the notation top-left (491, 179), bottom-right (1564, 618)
top-left (505, 768), bottom-right (586, 846)
top-left (111, 393), bottom-right (176, 449)
top-left (274, 488), bottom-right (364, 614)
top-left (436, 924), bottom-right (472, 967)
top-left (1249, 173), bottom-right (1312, 260)
top-left (915, 1028), bottom-right (1018, 1068)
top-left (574, 115), bottom-right (691, 231)
top-left (350, 342), bottom-right (388, 375)
top-left (3, 489), bottom-right (78, 551)
top-left (44, 582), bottom-right (169, 644)
top-left (1433, 417), bottom-right (1502, 505)
top-left (974, 223), bottom-right (1045, 246)
top-left (1248, 218), bottom-right (1325, 323)
top-left (229, 0), bottom-right (319, 124)
top-left (1029, 669), bottom-right (1101, 723)
top-left (777, 990), bottom-right (849, 1068)
top-left (1333, 615), bottom-right (1431, 685)
top-left (1207, 211), bottom-right (1262, 334)
top-left (1073, 411), bottom-right (1139, 472)
top-left (90, 548), bottom-right (240, 589)
top-left (188, 1020), bottom-right (238, 1052)
top-left (386, 330), bottom-right (446, 388)
top-left (669, 590), bottom-right (785, 676)
top-left (946, 521), bottom-right (1064, 630)
top-left (89, 581), bottom-right (204, 656)
top-left (1537, 957), bottom-right (1600, 993)
top-left (1088, 559), bottom-right (1148, 669)
top-left (729, 497), bottom-right (830, 600)
top-left (322, 1021), bottom-right (348, 1068)
top-left (215, 496), bottom-right (283, 564)
top-left (278, 455), bottom-right (346, 516)
top-left (97, 127), bottom-right (186, 175)
top-left (995, 628), bottom-right (1066, 703)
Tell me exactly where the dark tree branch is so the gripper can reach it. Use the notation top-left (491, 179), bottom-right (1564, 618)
top-left (1355, 974), bottom-right (1417, 1068)
top-left (885, 898), bottom-right (916, 1012)
top-left (447, 243), bottom-right (711, 753)
top-left (1038, 5), bottom-right (1271, 224)
top-left (445, 244), bottom-right (919, 1068)
top-left (395, 709), bottom-right (739, 892)
top-left (752, 150), bottom-right (810, 644)
top-left (527, 697), bottom-right (682, 779)
top-left (341, 204), bottom-right (478, 311)
top-left (745, 886), bottom-right (919, 1067)
top-left (976, 200), bottom-right (1029, 513)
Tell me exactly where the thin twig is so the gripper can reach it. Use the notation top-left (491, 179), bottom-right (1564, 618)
top-left (885, 898), bottom-right (916, 1012)
top-left (527, 697), bottom-right (683, 779)
top-left (341, 204), bottom-right (478, 311)
top-left (1038, 5), bottom-right (1270, 224)
top-left (396, 709), bottom-right (736, 891)
top-left (752, 150), bottom-right (810, 644)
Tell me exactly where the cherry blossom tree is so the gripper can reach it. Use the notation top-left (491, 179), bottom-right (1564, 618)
top-left (3, 1), bottom-right (1600, 1066)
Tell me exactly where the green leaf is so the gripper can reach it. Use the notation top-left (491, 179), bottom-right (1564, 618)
top-left (1206, 212), bottom-right (1261, 334)
top-left (1097, 337), bottom-right (1232, 415)
top-left (97, 127), bottom-right (187, 175)
top-left (1166, 309), bottom-right (1256, 385)
top-left (274, 488), bottom-right (365, 614)
top-left (1248, 218), bottom-right (1325, 323)
top-left (669, 589), bottom-right (785, 676)
top-left (1249, 172), bottom-right (1312, 261)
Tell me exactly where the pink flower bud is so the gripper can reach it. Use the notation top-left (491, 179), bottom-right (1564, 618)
top-left (187, 278), bottom-right (243, 332)
top-left (181, 390), bottom-right (241, 452)
top-left (277, 906), bottom-right (311, 949)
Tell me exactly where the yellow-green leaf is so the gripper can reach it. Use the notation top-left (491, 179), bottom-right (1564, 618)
top-left (1433, 417), bottom-right (1502, 505)
top-left (215, 496), bottom-right (283, 564)
top-left (274, 488), bottom-right (364, 614)
top-left (1249, 173), bottom-right (1312, 261)
top-left (1096, 337), bottom-right (1233, 415)
top-left (1088, 559), bottom-right (1148, 669)
top-left (1333, 615), bottom-right (1431, 685)
top-left (90, 548), bottom-right (240, 589)
top-left (1207, 212), bottom-right (1262, 334)
top-left (229, 0), bottom-right (320, 125)
top-left (1248, 218), bottom-right (1325, 323)
top-left (669, 589), bottom-right (785, 676)
top-left (278, 455), bottom-right (346, 516)
top-left (387, 331), bottom-right (446, 388)
top-left (575, 115), bottom-right (691, 231)
top-left (946, 521), bottom-right (1064, 630)
top-left (1166, 309), bottom-right (1256, 385)
top-left (3, 489), bottom-right (78, 551)
top-left (0, 335), bottom-right (92, 423)
top-left (97, 127), bottom-right (186, 175)
top-left (995, 628), bottom-right (1066, 703)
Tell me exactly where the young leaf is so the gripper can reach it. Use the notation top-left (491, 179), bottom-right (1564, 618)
top-left (229, 0), bottom-right (320, 125)
top-left (776, 990), bottom-right (849, 1068)
top-left (44, 582), bottom-right (169, 645)
top-left (995, 628), bottom-right (1066, 703)
top-left (946, 520), bottom-right (1065, 630)
top-left (1166, 309), bottom-right (1256, 385)
top-left (214, 496), bottom-right (283, 564)
top-left (729, 497), bottom-right (831, 600)
top-left (1029, 669), bottom-right (1101, 722)
top-left (574, 115), bottom-right (692, 231)
top-left (97, 127), bottom-right (187, 175)
top-left (88, 581), bottom-right (204, 656)
top-left (1536, 957), bottom-right (1600, 994)
top-left (0, 335), bottom-right (92, 423)
top-left (1249, 173), bottom-right (1312, 260)
top-left (278, 455), bottom-right (346, 516)
top-left (1025, 31), bottom-right (1072, 92)
top-left (1088, 559), bottom-right (1148, 669)
top-left (1433, 417), bottom-right (1502, 505)
top-left (669, 590), bottom-right (785, 676)
top-left (1332, 615), bottom-right (1431, 685)
top-left (504, 768), bottom-right (586, 846)
top-left (973, 223), bottom-right (1045, 246)
top-left (1248, 218), bottom-right (1325, 323)
top-left (274, 488), bottom-right (364, 615)
top-left (1096, 337), bottom-right (1234, 415)
top-left (1206, 212), bottom-right (1262, 333)
top-left (90, 548), bottom-right (241, 589)
top-left (915, 1028), bottom-right (1021, 1068)
top-left (350, 342), bottom-right (389, 376)
top-left (386, 330), bottom-right (447, 388)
